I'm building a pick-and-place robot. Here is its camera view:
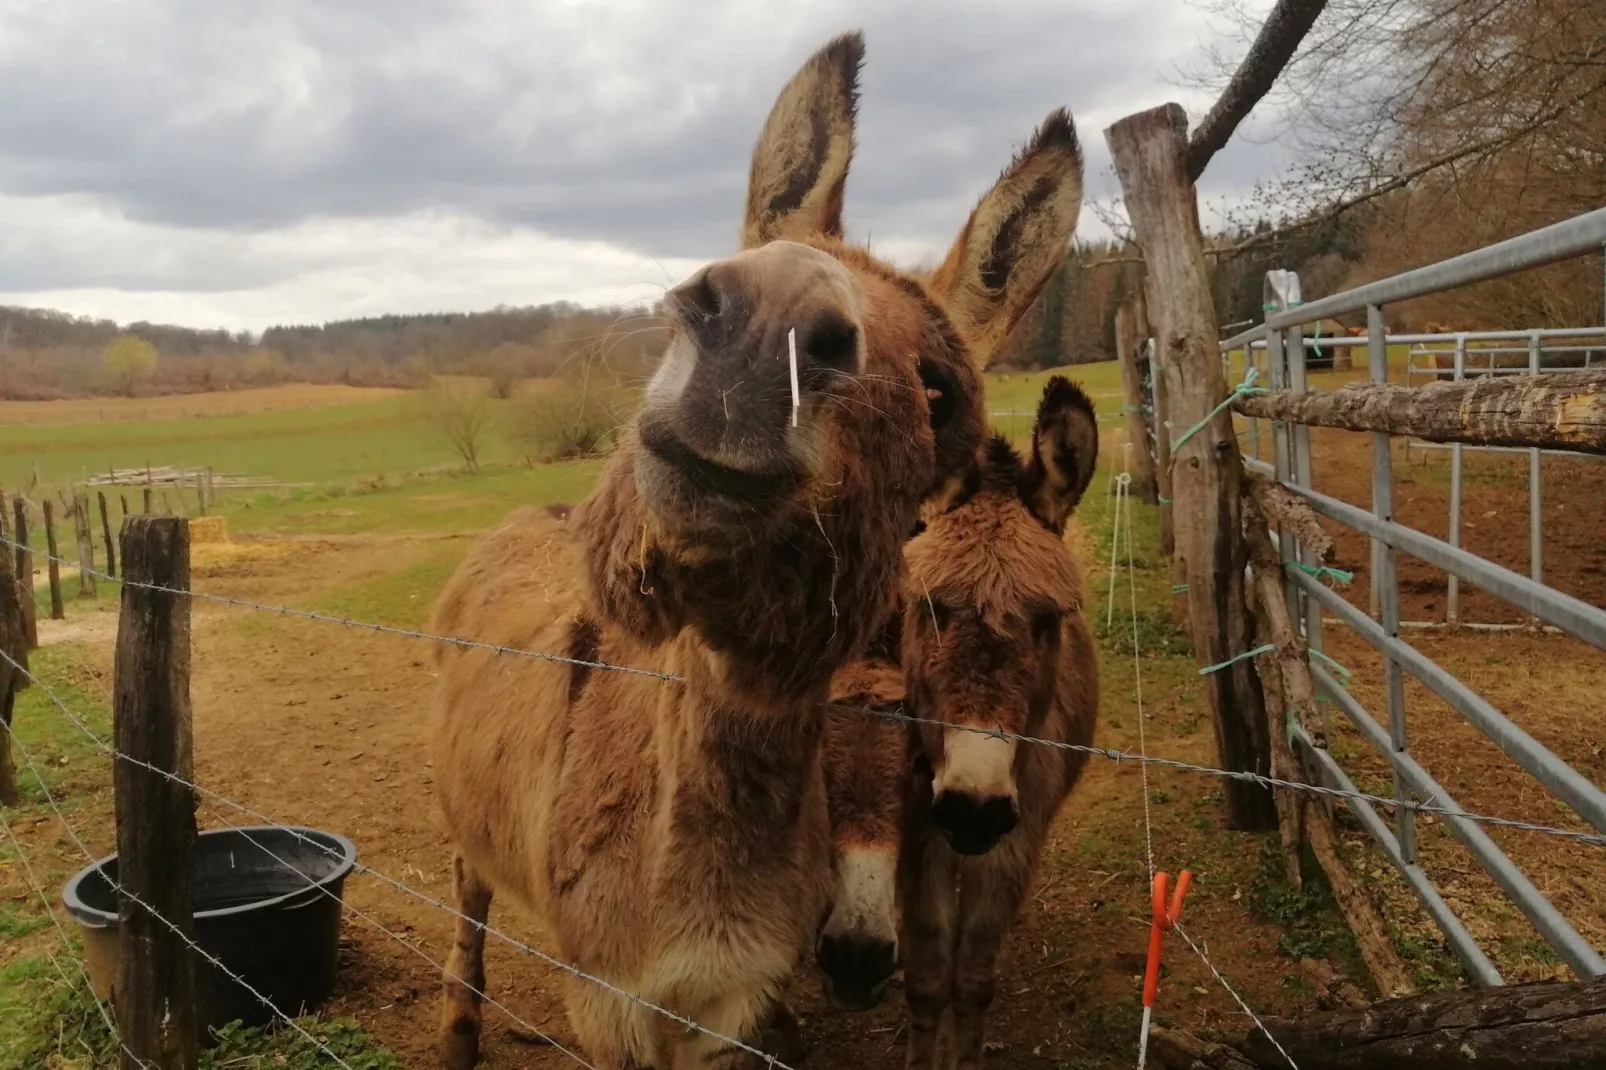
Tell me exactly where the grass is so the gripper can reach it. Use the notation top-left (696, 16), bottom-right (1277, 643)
top-left (304, 542), bottom-right (475, 629)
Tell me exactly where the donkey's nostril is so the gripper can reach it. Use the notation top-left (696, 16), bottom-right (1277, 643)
top-left (931, 790), bottom-right (1018, 855)
top-left (803, 316), bottom-right (858, 371)
top-left (818, 933), bottom-right (897, 1011)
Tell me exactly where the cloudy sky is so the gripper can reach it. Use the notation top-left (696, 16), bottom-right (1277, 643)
top-left (0, 0), bottom-right (1289, 334)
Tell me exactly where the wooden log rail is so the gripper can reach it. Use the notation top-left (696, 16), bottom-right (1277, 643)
top-left (1233, 370), bottom-right (1606, 455)
top-left (1152, 976), bottom-right (1606, 1069)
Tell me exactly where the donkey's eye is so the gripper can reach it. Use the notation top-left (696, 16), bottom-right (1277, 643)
top-left (917, 358), bottom-right (956, 432)
top-left (1030, 610), bottom-right (1059, 644)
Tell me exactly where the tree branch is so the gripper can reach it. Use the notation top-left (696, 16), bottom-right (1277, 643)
top-left (1187, 0), bottom-right (1332, 181)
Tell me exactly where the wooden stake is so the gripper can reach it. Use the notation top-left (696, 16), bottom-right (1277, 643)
top-left (12, 499), bottom-right (37, 650)
top-left (1115, 297), bottom-right (1159, 505)
top-left (1107, 103), bottom-right (1274, 830)
top-left (113, 517), bottom-right (198, 1070)
top-left (99, 491), bottom-right (118, 578)
top-left (42, 499), bottom-right (64, 621)
top-left (74, 493), bottom-right (97, 598)
top-left (0, 534), bottom-right (26, 806)
top-left (143, 487), bottom-right (153, 514)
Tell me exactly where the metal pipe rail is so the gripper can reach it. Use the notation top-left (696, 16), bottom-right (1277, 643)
top-left (1228, 326), bottom-right (1606, 352)
top-left (1221, 208), bottom-right (1606, 350)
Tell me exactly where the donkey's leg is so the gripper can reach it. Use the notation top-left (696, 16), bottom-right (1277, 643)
top-left (756, 997), bottom-right (808, 1065)
top-left (902, 833), bottom-right (959, 1070)
top-left (439, 852), bottom-right (493, 1070)
top-left (949, 856), bottom-right (1032, 1070)
top-left (568, 976), bottom-right (666, 1070)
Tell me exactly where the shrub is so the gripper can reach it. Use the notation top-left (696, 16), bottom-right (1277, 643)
top-left (416, 376), bottom-right (496, 473)
top-left (506, 381), bottom-right (632, 464)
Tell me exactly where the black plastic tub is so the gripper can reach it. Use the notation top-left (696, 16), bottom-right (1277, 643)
top-left (62, 825), bottom-right (358, 1034)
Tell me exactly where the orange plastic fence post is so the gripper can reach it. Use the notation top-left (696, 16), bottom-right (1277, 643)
top-left (1137, 869), bottom-right (1194, 1068)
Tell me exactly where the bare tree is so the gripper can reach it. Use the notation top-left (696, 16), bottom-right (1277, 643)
top-left (418, 376), bottom-right (496, 474)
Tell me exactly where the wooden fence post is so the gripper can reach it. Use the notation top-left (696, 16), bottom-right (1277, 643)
top-left (74, 493), bottom-right (97, 598)
top-left (143, 488), bottom-right (153, 515)
top-left (99, 492), bottom-right (118, 579)
top-left (12, 499), bottom-right (37, 650)
top-left (0, 533), bottom-right (26, 807)
top-left (1107, 104), bottom-right (1276, 830)
top-left (113, 516), bottom-right (198, 1070)
top-left (42, 499), bottom-right (64, 621)
top-left (1116, 297), bottom-right (1160, 505)
top-left (121, 494), bottom-right (130, 517)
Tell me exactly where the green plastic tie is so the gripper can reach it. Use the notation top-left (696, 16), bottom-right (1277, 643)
top-left (1310, 648), bottom-right (1353, 684)
top-left (1171, 584), bottom-right (1189, 594)
top-left (1198, 643), bottom-right (1275, 676)
top-left (1289, 561), bottom-right (1355, 585)
top-left (1124, 404), bottom-right (1143, 413)
top-left (1170, 367), bottom-right (1266, 454)
top-left (1158, 496), bottom-right (1172, 504)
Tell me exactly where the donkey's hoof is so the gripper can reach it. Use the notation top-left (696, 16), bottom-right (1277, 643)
top-left (758, 1003), bottom-right (810, 1065)
top-left (440, 1018), bottom-right (481, 1070)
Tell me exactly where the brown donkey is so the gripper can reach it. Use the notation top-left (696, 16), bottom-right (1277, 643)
top-left (427, 30), bottom-right (1087, 1070)
top-left (898, 377), bottom-right (1102, 1069)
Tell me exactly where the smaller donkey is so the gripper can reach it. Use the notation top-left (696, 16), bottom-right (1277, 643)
top-left (897, 376), bottom-right (1102, 1069)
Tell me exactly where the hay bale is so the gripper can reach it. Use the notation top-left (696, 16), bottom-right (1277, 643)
top-left (188, 516), bottom-right (229, 545)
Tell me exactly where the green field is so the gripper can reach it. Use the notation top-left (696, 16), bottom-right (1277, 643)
top-left (0, 364), bottom-right (1131, 542)
top-left (0, 351), bottom-right (1398, 559)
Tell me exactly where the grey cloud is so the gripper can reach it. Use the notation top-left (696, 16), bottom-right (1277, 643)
top-left (0, 0), bottom-right (1279, 278)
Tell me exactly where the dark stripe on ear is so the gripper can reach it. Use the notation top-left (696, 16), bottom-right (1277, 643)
top-left (980, 172), bottom-right (1059, 292)
top-left (771, 108), bottom-right (830, 216)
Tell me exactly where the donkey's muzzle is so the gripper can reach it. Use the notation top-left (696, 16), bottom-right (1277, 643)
top-left (817, 932), bottom-right (897, 1011)
top-left (931, 790), bottom-right (1018, 855)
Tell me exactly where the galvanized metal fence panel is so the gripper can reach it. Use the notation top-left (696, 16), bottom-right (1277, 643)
top-left (1222, 209), bottom-right (1606, 986)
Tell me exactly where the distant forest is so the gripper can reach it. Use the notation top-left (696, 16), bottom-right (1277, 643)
top-left (0, 229), bottom-right (1340, 401)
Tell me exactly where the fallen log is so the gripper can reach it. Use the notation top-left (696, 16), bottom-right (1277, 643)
top-left (1233, 370), bottom-right (1606, 455)
top-left (1241, 975), bottom-right (1606, 1069)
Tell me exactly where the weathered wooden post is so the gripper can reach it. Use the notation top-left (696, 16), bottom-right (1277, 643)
top-left (0, 534), bottom-right (26, 807)
top-left (113, 516), bottom-right (198, 1070)
top-left (1108, 104), bottom-right (1275, 829)
top-left (12, 499), bottom-right (37, 650)
top-left (1115, 296), bottom-right (1160, 504)
top-left (99, 492), bottom-right (118, 579)
top-left (41, 499), bottom-right (64, 621)
top-left (121, 493), bottom-right (130, 517)
top-left (143, 487), bottom-right (153, 515)
top-left (73, 492), bottom-right (97, 598)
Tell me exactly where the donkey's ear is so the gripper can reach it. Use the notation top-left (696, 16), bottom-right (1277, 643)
top-left (742, 32), bottom-right (863, 249)
top-left (1022, 376), bottom-right (1098, 533)
top-left (928, 109), bottom-right (1083, 366)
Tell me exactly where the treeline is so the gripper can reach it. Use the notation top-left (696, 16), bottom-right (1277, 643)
top-left (0, 301), bottom-right (668, 401)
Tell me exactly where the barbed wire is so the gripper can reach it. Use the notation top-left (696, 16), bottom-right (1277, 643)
top-left (6, 538), bottom-right (1601, 848)
top-left (0, 714), bottom-right (360, 1070)
top-left (1176, 925), bottom-right (1300, 1070)
top-left (0, 648), bottom-right (795, 1070)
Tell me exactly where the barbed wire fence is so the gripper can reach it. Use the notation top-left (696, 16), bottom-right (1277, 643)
top-left (3, 525), bottom-right (1601, 1069)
